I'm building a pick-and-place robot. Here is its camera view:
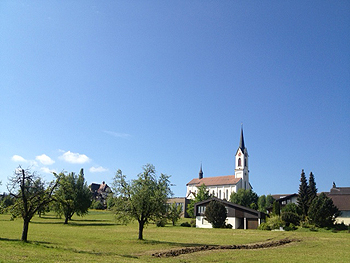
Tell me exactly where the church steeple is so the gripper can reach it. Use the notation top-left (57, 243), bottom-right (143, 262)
top-left (199, 163), bottom-right (203, 179)
top-left (235, 126), bottom-right (250, 190)
top-left (239, 126), bottom-right (245, 152)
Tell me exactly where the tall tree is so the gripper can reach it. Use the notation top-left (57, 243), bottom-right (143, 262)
top-left (186, 184), bottom-right (212, 218)
top-left (112, 164), bottom-right (172, 240)
top-left (308, 193), bottom-right (340, 227)
top-left (257, 195), bottom-right (267, 212)
top-left (204, 200), bottom-right (227, 228)
top-left (53, 169), bottom-right (91, 224)
top-left (167, 202), bottom-right (183, 226)
top-left (297, 169), bottom-right (309, 218)
top-left (307, 172), bottom-right (317, 206)
top-left (229, 188), bottom-right (258, 209)
top-left (8, 166), bottom-right (58, 241)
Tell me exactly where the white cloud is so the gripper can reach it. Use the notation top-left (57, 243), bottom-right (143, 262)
top-left (103, 130), bottom-right (131, 138)
top-left (40, 167), bottom-right (57, 174)
top-left (11, 155), bottom-right (27, 163)
top-left (89, 166), bottom-right (108, 173)
top-left (59, 151), bottom-right (91, 164)
top-left (36, 154), bottom-right (55, 165)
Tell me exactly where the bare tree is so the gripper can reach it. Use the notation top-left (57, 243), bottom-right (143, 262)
top-left (8, 166), bottom-right (58, 242)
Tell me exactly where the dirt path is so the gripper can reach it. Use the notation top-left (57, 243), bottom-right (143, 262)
top-left (152, 238), bottom-right (299, 257)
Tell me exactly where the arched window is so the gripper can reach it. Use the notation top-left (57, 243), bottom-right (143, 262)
top-left (238, 158), bottom-right (242, 167)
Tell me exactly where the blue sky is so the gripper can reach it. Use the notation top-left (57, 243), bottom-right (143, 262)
top-left (1, 1), bottom-right (349, 197)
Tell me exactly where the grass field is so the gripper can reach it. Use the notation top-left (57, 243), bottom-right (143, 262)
top-left (0, 210), bottom-right (349, 262)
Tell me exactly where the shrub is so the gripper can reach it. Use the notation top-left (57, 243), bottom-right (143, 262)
top-left (204, 200), bottom-right (227, 228)
top-left (180, 222), bottom-right (191, 227)
top-left (190, 219), bottom-right (196, 227)
top-left (225, 223), bottom-right (233, 229)
top-left (258, 222), bottom-right (271, 230)
top-left (155, 218), bottom-right (167, 227)
top-left (91, 200), bottom-right (104, 210)
top-left (266, 215), bottom-right (284, 230)
top-left (284, 223), bottom-right (297, 231)
top-left (282, 212), bottom-right (300, 226)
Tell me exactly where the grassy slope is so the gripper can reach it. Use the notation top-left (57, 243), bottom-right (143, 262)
top-left (0, 211), bottom-right (349, 262)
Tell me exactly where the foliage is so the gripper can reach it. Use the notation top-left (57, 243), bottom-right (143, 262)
top-left (229, 188), bottom-right (258, 209)
top-left (258, 195), bottom-right (266, 212)
top-left (282, 212), bottom-right (300, 226)
top-left (225, 223), bottom-right (233, 229)
top-left (204, 200), bottom-right (227, 228)
top-left (307, 172), bottom-right (317, 206)
top-left (272, 200), bottom-right (280, 216)
top-left (308, 193), bottom-right (340, 228)
top-left (91, 199), bottom-right (104, 210)
top-left (7, 166), bottom-right (58, 241)
top-left (265, 215), bottom-right (284, 230)
top-left (281, 203), bottom-right (300, 214)
top-left (180, 221), bottom-right (191, 227)
top-left (186, 184), bottom-right (211, 218)
top-left (258, 222), bottom-right (271, 230)
top-left (0, 193), bottom-right (14, 213)
top-left (266, 195), bottom-right (275, 209)
top-left (53, 169), bottom-right (92, 224)
top-left (167, 202), bottom-right (183, 226)
top-left (297, 169), bottom-right (309, 218)
top-left (155, 217), bottom-right (167, 227)
top-left (112, 164), bottom-right (172, 240)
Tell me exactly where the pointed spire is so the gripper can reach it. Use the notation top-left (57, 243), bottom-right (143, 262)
top-left (239, 125), bottom-right (245, 151)
top-left (199, 163), bottom-right (203, 179)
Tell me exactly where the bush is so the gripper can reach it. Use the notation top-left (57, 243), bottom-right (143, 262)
top-left (266, 215), bottom-right (284, 230)
top-left (204, 200), bottom-right (227, 228)
top-left (282, 212), bottom-right (300, 226)
top-left (258, 222), bottom-right (271, 230)
top-left (155, 218), bottom-right (167, 227)
top-left (180, 222), bottom-right (191, 227)
top-left (91, 200), bottom-right (104, 210)
top-left (225, 223), bottom-right (233, 229)
top-left (284, 223), bottom-right (297, 231)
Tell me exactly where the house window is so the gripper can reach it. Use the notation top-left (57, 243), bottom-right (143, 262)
top-left (238, 158), bottom-right (241, 167)
top-left (198, 206), bottom-right (206, 214)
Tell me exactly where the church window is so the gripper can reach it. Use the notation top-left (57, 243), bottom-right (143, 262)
top-left (238, 158), bottom-right (242, 167)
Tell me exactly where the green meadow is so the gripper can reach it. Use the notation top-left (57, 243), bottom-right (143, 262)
top-left (0, 210), bottom-right (349, 263)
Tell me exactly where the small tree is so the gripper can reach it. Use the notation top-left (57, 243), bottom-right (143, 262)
top-left (204, 200), bottom-right (227, 228)
top-left (167, 202), bottom-right (182, 226)
top-left (112, 164), bottom-right (172, 240)
top-left (308, 193), bottom-right (340, 228)
top-left (272, 200), bottom-right (281, 216)
top-left (186, 184), bottom-right (211, 218)
top-left (297, 169), bottom-right (309, 218)
top-left (230, 188), bottom-right (258, 209)
top-left (53, 169), bottom-right (91, 224)
top-left (8, 166), bottom-right (58, 241)
top-left (258, 195), bottom-right (266, 212)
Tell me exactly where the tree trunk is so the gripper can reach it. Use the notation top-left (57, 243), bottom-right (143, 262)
top-left (138, 220), bottom-right (144, 240)
top-left (64, 216), bottom-right (69, 224)
top-left (21, 219), bottom-right (29, 242)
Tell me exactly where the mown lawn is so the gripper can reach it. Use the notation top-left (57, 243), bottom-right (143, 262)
top-left (0, 210), bottom-right (349, 262)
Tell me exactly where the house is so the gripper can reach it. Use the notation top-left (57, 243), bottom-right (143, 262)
top-left (167, 197), bottom-right (191, 218)
top-left (325, 183), bottom-right (350, 225)
top-left (186, 127), bottom-right (251, 200)
top-left (89, 181), bottom-right (111, 208)
top-left (194, 197), bottom-right (266, 229)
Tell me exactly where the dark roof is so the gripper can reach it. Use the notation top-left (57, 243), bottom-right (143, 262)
top-left (329, 187), bottom-right (350, 195)
top-left (187, 175), bottom-right (241, 187)
top-left (271, 193), bottom-right (298, 201)
top-left (194, 197), bottom-right (265, 217)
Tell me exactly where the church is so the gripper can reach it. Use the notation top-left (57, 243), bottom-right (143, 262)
top-left (186, 127), bottom-right (252, 200)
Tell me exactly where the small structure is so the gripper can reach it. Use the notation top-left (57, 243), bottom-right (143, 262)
top-left (325, 183), bottom-right (350, 225)
top-left (194, 198), bottom-right (266, 229)
top-left (167, 197), bottom-right (191, 218)
top-left (89, 181), bottom-right (111, 208)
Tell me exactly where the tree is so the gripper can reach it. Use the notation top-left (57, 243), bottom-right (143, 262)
top-left (297, 169), bottom-right (309, 218)
top-left (186, 184), bottom-right (212, 218)
top-left (272, 200), bottom-right (281, 216)
top-left (204, 200), bottom-right (227, 228)
top-left (167, 202), bottom-right (182, 226)
top-left (7, 166), bottom-right (58, 241)
top-left (112, 164), bottom-right (172, 240)
top-left (258, 195), bottom-right (266, 212)
top-left (229, 188), bottom-right (258, 209)
top-left (308, 193), bottom-right (340, 228)
top-left (53, 169), bottom-right (91, 224)
top-left (307, 172), bottom-right (317, 206)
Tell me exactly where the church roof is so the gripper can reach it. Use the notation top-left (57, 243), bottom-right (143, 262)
top-left (187, 175), bottom-right (241, 187)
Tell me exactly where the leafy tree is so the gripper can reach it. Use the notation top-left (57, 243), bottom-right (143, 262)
top-left (281, 203), bottom-right (300, 214)
top-left (307, 172), bottom-right (317, 206)
top-left (272, 200), bottom-right (281, 216)
top-left (258, 195), bottom-right (266, 212)
top-left (186, 184), bottom-right (212, 218)
top-left (282, 212), bottom-right (300, 227)
top-left (308, 193), bottom-right (340, 228)
top-left (53, 169), bottom-right (91, 224)
top-left (167, 202), bottom-right (182, 226)
top-left (229, 188), bottom-right (258, 209)
top-left (112, 164), bottom-right (172, 240)
top-left (297, 169), bottom-right (309, 218)
top-left (266, 194), bottom-right (275, 209)
top-left (7, 166), bottom-right (58, 241)
top-left (204, 200), bottom-right (227, 228)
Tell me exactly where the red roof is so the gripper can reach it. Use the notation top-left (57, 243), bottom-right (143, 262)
top-left (187, 175), bottom-right (241, 187)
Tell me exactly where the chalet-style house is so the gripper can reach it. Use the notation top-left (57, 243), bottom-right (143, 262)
top-left (195, 198), bottom-right (266, 229)
top-left (325, 183), bottom-right (350, 225)
top-left (187, 127), bottom-right (251, 200)
top-left (89, 181), bottom-right (111, 208)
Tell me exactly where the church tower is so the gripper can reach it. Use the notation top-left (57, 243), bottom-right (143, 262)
top-left (234, 127), bottom-right (250, 190)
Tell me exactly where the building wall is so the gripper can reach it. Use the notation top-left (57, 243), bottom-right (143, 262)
top-left (187, 184), bottom-right (238, 200)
